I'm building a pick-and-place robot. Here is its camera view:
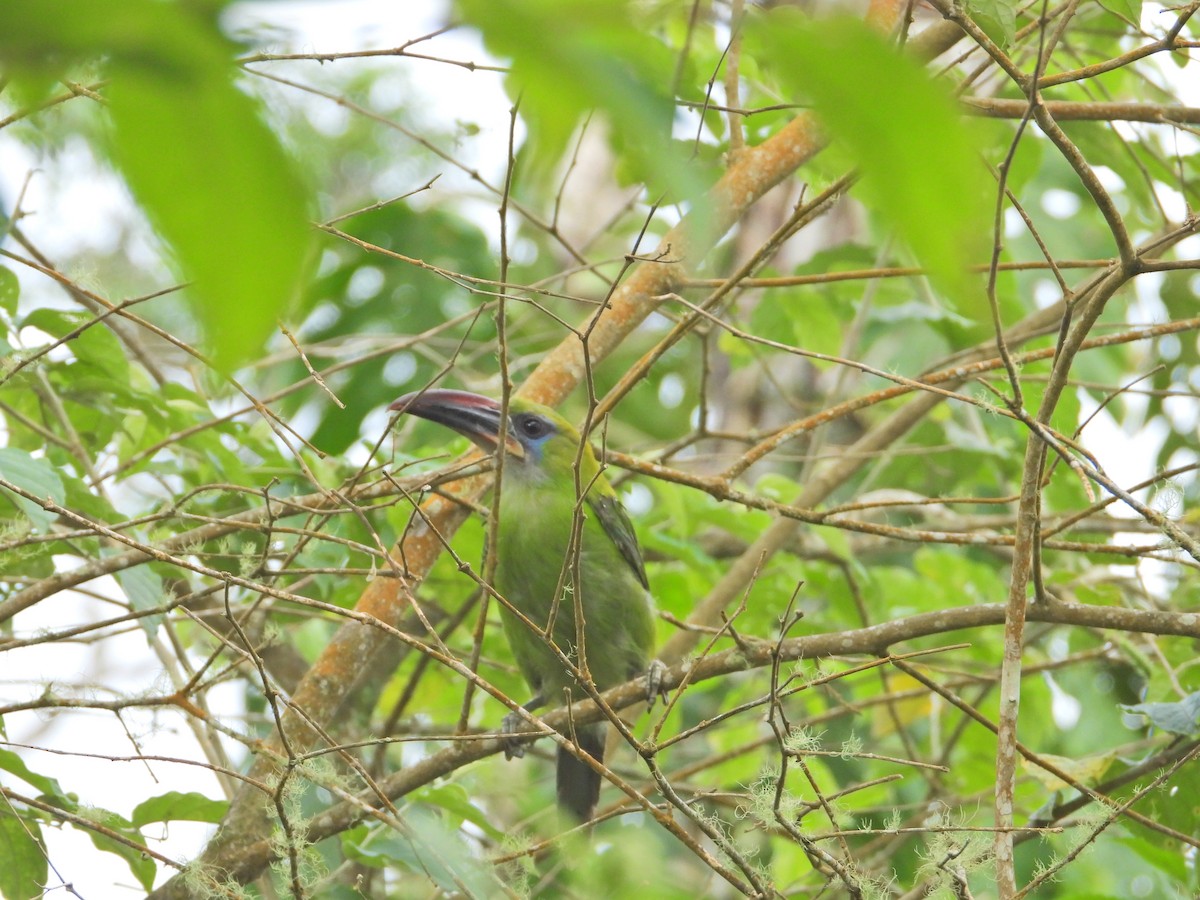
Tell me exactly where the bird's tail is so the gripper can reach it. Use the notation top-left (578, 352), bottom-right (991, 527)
top-left (556, 723), bottom-right (604, 822)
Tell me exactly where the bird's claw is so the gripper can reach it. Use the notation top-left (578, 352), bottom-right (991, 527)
top-left (644, 659), bottom-right (669, 708)
top-left (500, 709), bottom-right (536, 760)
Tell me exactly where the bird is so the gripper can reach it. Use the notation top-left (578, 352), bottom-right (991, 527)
top-left (390, 389), bottom-right (661, 821)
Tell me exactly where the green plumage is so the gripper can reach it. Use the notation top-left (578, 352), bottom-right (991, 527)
top-left (390, 390), bottom-right (657, 821)
top-left (493, 408), bottom-right (653, 701)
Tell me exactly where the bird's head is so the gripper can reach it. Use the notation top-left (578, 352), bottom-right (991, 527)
top-left (389, 389), bottom-right (584, 477)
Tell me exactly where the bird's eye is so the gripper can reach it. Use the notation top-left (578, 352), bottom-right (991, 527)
top-left (518, 416), bottom-right (549, 439)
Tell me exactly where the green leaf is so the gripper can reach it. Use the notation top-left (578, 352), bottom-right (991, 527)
top-left (20, 308), bottom-right (87, 341)
top-left (19, 308), bottom-right (131, 391)
top-left (0, 748), bottom-right (68, 803)
top-left (457, 0), bottom-right (706, 206)
top-left (342, 805), bottom-right (501, 896)
top-left (1131, 751), bottom-right (1200, 839)
top-left (1117, 834), bottom-right (1187, 883)
top-left (966, 0), bottom-right (1018, 48)
top-left (106, 71), bottom-right (312, 369)
top-left (0, 813), bottom-right (47, 900)
top-left (0, 266), bottom-right (19, 316)
top-left (1122, 691), bottom-right (1200, 735)
top-left (410, 783), bottom-right (504, 841)
top-left (749, 290), bottom-right (845, 360)
top-left (1021, 750), bottom-right (1116, 791)
top-left (80, 808), bottom-right (157, 891)
top-left (0, 448), bottom-right (66, 533)
top-left (641, 528), bottom-right (716, 573)
top-left (112, 564), bottom-right (167, 636)
top-left (131, 791), bottom-right (228, 828)
top-left (870, 301), bottom-right (974, 329)
top-left (1097, 0), bottom-right (1142, 26)
top-left (748, 13), bottom-right (991, 311)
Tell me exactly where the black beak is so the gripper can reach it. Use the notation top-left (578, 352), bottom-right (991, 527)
top-left (389, 389), bottom-right (525, 459)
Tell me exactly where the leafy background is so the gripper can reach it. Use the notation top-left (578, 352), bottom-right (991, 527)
top-left (1, 0), bottom-right (1199, 897)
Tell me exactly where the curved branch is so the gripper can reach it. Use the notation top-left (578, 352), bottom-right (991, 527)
top-left (176, 598), bottom-right (1200, 886)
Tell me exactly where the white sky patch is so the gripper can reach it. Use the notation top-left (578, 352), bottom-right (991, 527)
top-left (1163, 393), bottom-right (1200, 433)
top-left (658, 372), bottom-right (686, 409)
top-left (383, 350), bottom-right (419, 386)
top-left (1131, 270), bottom-right (1168, 323)
top-left (1154, 182), bottom-right (1190, 222)
top-left (1090, 165), bottom-right (1126, 193)
top-left (1032, 277), bottom-right (1062, 309)
top-left (1043, 672), bottom-right (1083, 729)
top-left (307, 99), bottom-right (352, 137)
top-left (622, 481), bottom-right (653, 516)
top-left (346, 264), bottom-right (386, 303)
top-left (1076, 389), bottom-right (1167, 515)
top-left (1003, 206), bottom-right (1025, 238)
top-left (1040, 188), bottom-right (1082, 219)
top-left (227, 0), bottom-right (449, 50)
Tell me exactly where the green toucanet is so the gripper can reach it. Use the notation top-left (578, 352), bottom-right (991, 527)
top-left (390, 389), bottom-right (660, 821)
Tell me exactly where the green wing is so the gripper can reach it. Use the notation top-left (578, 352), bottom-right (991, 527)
top-left (587, 492), bottom-right (649, 590)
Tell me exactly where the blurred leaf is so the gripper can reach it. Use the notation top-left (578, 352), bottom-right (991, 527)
top-left (0, 2), bottom-right (314, 369)
top-left (553, 826), bottom-right (701, 899)
top-left (342, 804), bottom-right (502, 896)
top-left (871, 673), bottom-right (936, 738)
top-left (1098, 0), bottom-right (1142, 26)
top-left (1118, 834), bottom-right (1188, 883)
top-left (750, 13), bottom-right (991, 310)
top-left (410, 782), bottom-right (504, 841)
top-left (296, 203), bottom-right (494, 456)
top-left (0, 813), bottom-right (46, 900)
top-left (641, 528), bottom-right (717, 573)
top-left (1061, 123), bottom-right (1157, 225)
top-left (1160, 271), bottom-right (1195, 321)
top-left (457, 0), bottom-right (707, 206)
top-left (875, 300), bottom-right (975, 328)
top-left (1022, 751), bottom-right (1116, 792)
top-left (0, 267), bottom-right (19, 316)
top-left (106, 71), bottom-right (312, 370)
top-left (1002, 127), bottom-right (1044, 195)
top-left (966, 0), bottom-right (1018, 48)
top-left (0, 448), bottom-right (66, 533)
top-left (1126, 749), bottom-right (1200, 839)
top-left (85, 819), bottom-right (157, 891)
top-left (755, 291), bottom-right (845, 360)
top-left (112, 564), bottom-right (167, 636)
top-left (1122, 691), bottom-right (1200, 734)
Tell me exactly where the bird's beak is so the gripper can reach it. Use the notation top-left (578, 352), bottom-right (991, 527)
top-left (389, 389), bottom-right (525, 459)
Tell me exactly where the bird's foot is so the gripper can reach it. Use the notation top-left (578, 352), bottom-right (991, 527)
top-left (499, 709), bottom-right (541, 760)
top-left (644, 659), bottom-right (669, 707)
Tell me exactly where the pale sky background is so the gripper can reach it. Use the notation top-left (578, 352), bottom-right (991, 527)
top-left (1, 1), bottom-right (1197, 895)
